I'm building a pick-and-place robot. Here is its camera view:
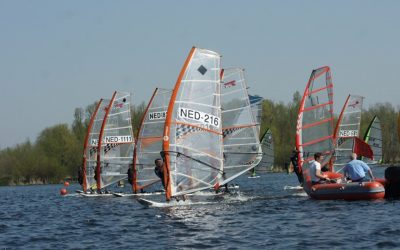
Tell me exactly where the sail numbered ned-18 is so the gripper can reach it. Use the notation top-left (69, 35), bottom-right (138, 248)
top-left (133, 88), bottom-right (172, 193)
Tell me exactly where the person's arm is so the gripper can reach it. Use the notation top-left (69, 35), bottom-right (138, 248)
top-left (315, 167), bottom-right (329, 180)
top-left (362, 162), bottom-right (374, 180)
top-left (368, 169), bottom-right (375, 180)
top-left (342, 165), bottom-right (348, 181)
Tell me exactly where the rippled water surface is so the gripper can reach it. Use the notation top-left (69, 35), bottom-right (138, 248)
top-left (1, 166), bottom-right (400, 249)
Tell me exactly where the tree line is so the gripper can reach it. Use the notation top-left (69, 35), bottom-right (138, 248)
top-left (0, 93), bottom-right (399, 185)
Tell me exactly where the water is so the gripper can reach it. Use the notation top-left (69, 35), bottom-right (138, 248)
top-left (1, 166), bottom-right (400, 249)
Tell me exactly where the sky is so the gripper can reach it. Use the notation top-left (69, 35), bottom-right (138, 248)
top-left (0, 0), bottom-right (399, 148)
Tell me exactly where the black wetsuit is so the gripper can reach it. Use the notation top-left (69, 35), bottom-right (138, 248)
top-left (127, 168), bottom-right (133, 185)
top-left (290, 151), bottom-right (303, 185)
top-left (78, 169), bottom-right (83, 186)
top-left (154, 166), bottom-right (165, 188)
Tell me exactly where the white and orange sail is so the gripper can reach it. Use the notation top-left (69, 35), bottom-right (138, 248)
top-left (82, 98), bottom-right (110, 192)
top-left (162, 47), bottom-right (223, 201)
top-left (363, 116), bottom-right (382, 164)
top-left (219, 68), bottom-right (262, 185)
top-left (296, 66), bottom-right (335, 175)
top-left (96, 91), bottom-right (135, 191)
top-left (333, 94), bottom-right (366, 171)
top-left (132, 88), bottom-right (172, 193)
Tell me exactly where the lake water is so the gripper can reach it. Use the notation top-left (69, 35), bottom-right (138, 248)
top-left (1, 166), bottom-right (400, 249)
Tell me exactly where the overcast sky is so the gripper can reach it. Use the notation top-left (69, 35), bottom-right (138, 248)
top-left (1, 0), bottom-right (399, 148)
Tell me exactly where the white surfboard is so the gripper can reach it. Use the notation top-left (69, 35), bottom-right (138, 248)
top-left (112, 191), bottom-right (165, 197)
top-left (79, 193), bottom-right (114, 197)
top-left (136, 198), bottom-right (216, 208)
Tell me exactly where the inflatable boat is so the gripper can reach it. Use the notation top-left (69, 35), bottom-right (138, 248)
top-left (303, 171), bottom-right (385, 200)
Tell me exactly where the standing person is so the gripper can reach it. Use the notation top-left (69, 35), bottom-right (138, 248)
top-left (290, 149), bottom-right (303, 185)
top-left (127, 164), bottom-right (133, 186)
top-left (343, 153), bottom-right (375, 182)
top-left (154, 158), bottom-right (166, 189)
top-left (310, 152), bottom-right (330, 185)
top-left (77, 167), bottom-right (84, 186)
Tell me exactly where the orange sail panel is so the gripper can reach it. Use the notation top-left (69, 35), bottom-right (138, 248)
top-left (353, 137), bottom-right (373, 160)
top-left (162, 47), bottom-right (223, 201)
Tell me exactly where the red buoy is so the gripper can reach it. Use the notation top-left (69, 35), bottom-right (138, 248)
top-left (64, 181), bottom-right (70, 187)
top-left (60, 188), bottom-right (68, 195)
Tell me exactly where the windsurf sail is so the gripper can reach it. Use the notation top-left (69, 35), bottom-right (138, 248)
top-left (219, 68), bottom-right (262, 186)
top-left (82, 99), bottom-right (109, 192)
top-left (162, 47), bottom-right (223, 201)
top-left (363, 116), bottom-right (382, 164)
top-left (133, 88), bottom-right (172, 193)
top-left (296, 66), bottom-right (335, 174)
top-left (398, 112), bottom-right (400, 146)
top-left (333, 94), bottom-right (364, 171)
top-left (96, 91), bottom-right (135, 191)
top-left (258, 128), bottom-right (274, 171)
top-left (249, 95), bottom-right (263, 135)
top-left (353, 137), bottom-right (373, 160)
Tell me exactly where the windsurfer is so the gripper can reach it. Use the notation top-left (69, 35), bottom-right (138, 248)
top-left (310, 152), bottom-right (331, 185)
top-left (78, 167), bottom-right (84, 186)
top-left (127, 164), bottom-right (133, 186)
top-left (290, 149), bottom-right (303, 185)
top-left (154, 158), bottom-right (166, 189)
top-left (343, 153), bottom-right (375, 182)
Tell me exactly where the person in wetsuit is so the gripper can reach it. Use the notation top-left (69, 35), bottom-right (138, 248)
top-left (290, 149), bottom-right (303, 185)
top-left (127, 164), bottom-right (133, 186)
top-left (77, 167), bottom-right (84, 186)
top-left (154, 158), bottom-right (166, 189)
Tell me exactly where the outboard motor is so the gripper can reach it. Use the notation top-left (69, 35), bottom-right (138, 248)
top-left (384, 166), bottom-right (400, 198)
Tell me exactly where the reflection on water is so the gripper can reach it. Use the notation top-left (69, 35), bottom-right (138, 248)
top-left (1, 166), bottom-right (399, 249)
